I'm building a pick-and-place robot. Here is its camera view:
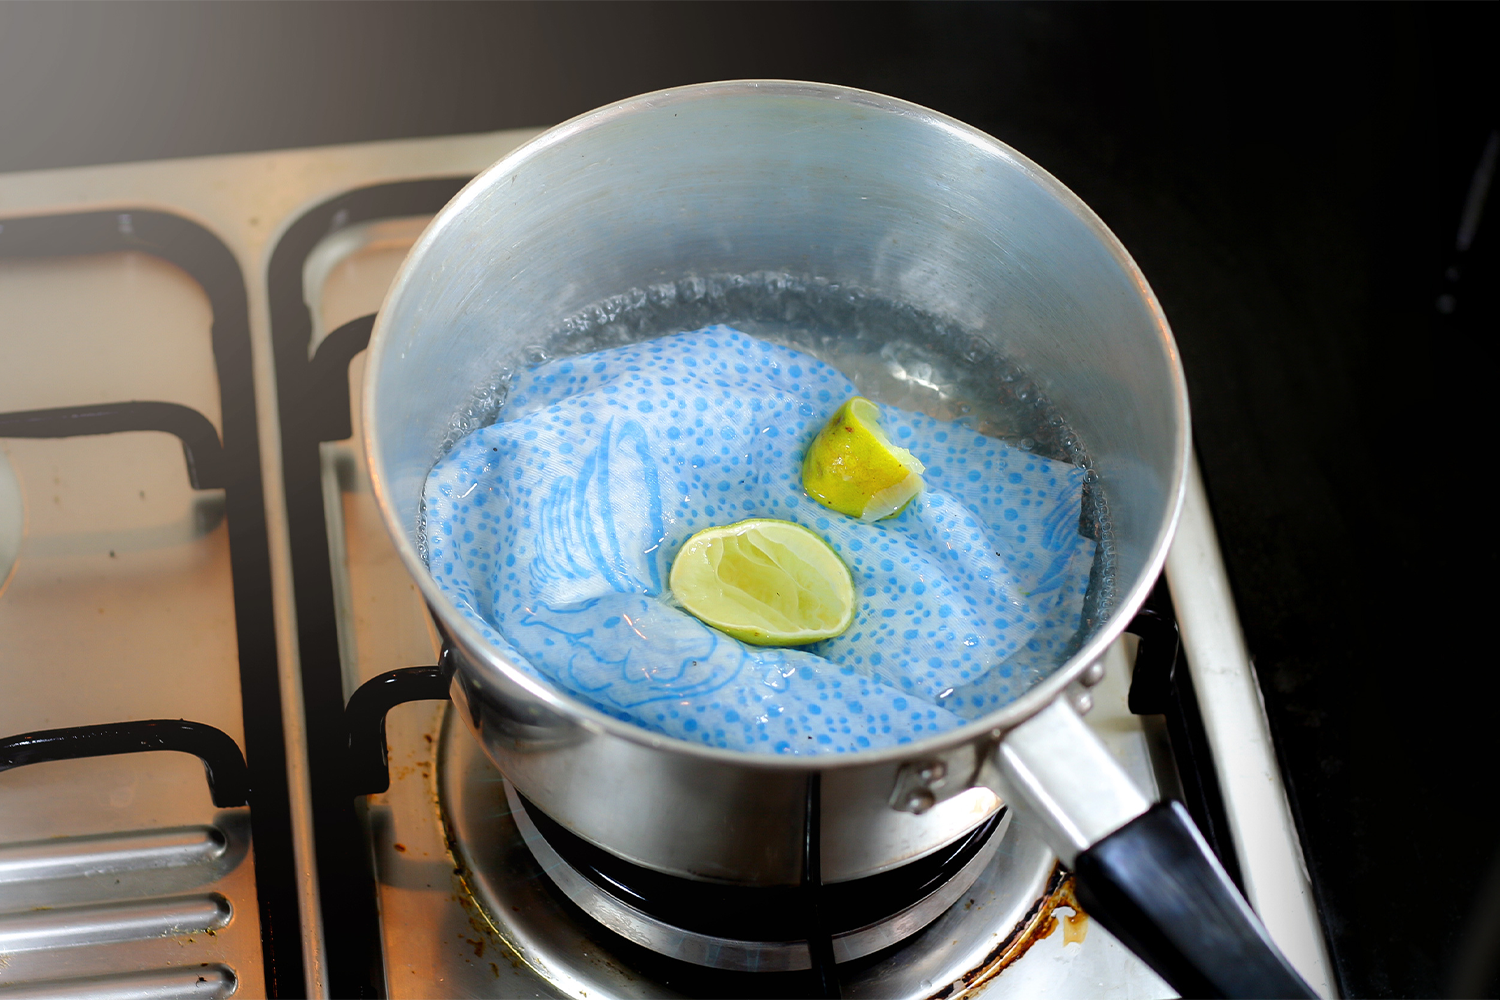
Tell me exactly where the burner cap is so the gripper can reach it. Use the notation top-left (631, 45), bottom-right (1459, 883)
top-left (508, 782), bottom-right (1005, 972)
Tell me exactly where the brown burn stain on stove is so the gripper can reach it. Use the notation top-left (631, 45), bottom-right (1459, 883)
top-left (431, 713), bottom-right (613, 984)
top-left (1059, 885), bottom-right (1089, 946)
top-left (925, 864), bottom-right (1088, 1000)
top-left (451, 847), bottom-right (642, 988)
top-left (447, 861), bottom-right (536, 977)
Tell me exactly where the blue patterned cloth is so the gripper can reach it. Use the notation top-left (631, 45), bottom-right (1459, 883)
top-left (424, 327), bottom-right (1094, 755)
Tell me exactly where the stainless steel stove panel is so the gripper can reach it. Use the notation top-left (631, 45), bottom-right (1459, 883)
top-left (1, 129), bottom-right (1334, 998)
top-left (1, 130), bottom-right (539, 998)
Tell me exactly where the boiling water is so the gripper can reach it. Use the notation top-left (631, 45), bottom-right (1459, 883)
top-left (426, 272), bottom-right (1115, 710)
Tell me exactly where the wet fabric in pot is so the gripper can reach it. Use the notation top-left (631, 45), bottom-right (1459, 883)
top-left (423, 327), bottom-right (1095, 755)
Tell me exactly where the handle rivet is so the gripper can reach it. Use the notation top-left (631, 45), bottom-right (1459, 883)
top-left (903, 789), bottom-right (936, 814)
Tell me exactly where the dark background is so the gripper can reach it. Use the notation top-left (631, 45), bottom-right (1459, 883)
top-left (3, 3), bottom-right (1493, 997)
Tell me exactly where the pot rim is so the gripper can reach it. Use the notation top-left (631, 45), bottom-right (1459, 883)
top-left (363, 78), bottom-right (1191, 772)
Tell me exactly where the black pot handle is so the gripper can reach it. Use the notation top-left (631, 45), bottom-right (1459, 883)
top-left (1074, 800), bottom-right (1315, 998)
top-left (995, 698), bottom-right (1315, 999)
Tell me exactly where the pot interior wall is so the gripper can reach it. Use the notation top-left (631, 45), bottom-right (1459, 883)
top-left (370, 85), bottom-right (1181, 637)
top-left (365, 81), bottom-right (1185, 885)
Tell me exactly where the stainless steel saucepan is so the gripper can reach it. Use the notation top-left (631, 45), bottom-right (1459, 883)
top-left (362, 81), bottom-right (1315, 998)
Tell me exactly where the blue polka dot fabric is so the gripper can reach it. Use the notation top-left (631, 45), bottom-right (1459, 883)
top-left (424, 327), bottom-right (1095, 756)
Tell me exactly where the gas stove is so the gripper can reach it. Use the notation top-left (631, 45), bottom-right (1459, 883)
top-left (1, 131), bottom-right (1334, 999)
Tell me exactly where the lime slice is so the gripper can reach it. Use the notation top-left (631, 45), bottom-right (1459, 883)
top-left (669, 518), bottom-right (856, 646)
top-left (801, 396), bottom-right (926, 521)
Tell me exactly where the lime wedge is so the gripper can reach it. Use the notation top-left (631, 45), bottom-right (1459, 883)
top-left (669, 518), bottom-right (856, 646)
top-left (802, 396), bottom-right (926, 521)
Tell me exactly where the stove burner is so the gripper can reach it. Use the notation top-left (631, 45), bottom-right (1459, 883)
top-left (438, 706), bottom-right (1060, 999)
top-left (506, 782), bottom-right (1005, 972)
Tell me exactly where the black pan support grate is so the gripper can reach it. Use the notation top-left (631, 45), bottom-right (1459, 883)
top-left (266, 178), bottom-right (471, 999)
top-left (0, 210), bottom-right (304, 996)
top-left (0, 720), bottom-right (250, 809)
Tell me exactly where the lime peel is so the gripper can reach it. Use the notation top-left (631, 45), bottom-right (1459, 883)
top-left (668, 518), bottom-right (855, 646)
top-left (802, 396), bottom-right (926, 521)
